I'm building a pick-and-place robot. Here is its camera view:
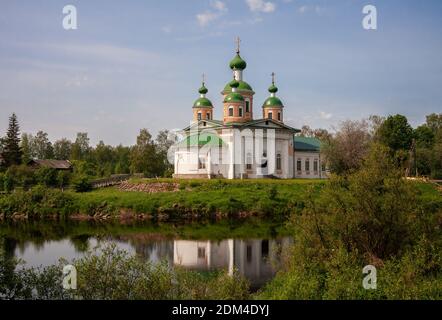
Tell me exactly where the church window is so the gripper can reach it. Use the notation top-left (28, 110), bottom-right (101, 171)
top-left (198, 247), bottom-right (206, 259)
top-left (245, 100), bottom-right (250, 113)
top-left (261, 240), bottom-right (269, 258)
top-left (278, 112), bottom-right (281, 121)
top-left (314, 159), bottom-right (318, 173)
top-left (206, 113), bottom-right (210, 120)
top-left (305, 158), bottom-right (310, 173)
top-left (197, 112), bottom-right (202, 120)
top-left (297, 159), bottom-right (302, 172)
top-left (246, 245), bottom-right (252, 263)
top-left (246, 153), bottom-right (252, 170)
top-left (198, 156), bottom-right (206, 169)
top-left (268, 112), bottom-right (273, 120)
top-left (239, 107), bottom-right (243, 117)
top-left (276, 154), bottom-right (282, 171)
top-left (228, 107), bottom-right (234, 117)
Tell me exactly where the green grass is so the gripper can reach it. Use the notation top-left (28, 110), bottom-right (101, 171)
top-left (71, 179), bottom-right (326, 219)
top-left (0, 178), bottom-right (439, 222)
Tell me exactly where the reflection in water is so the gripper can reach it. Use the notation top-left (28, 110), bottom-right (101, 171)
top-left (172, 238), bottom-right (292, 288)
top-left (8, 236), bottom-right (292, 289)
top-left (0, 220), bottom-right (292, 289)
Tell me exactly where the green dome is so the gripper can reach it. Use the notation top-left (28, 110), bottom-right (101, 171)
top-left (198, 84), bottom-right (208, 94)
top-left (223, 80), bottom-right (254, 93)
top-left (193, 97), bottom-right (213, 108)
top-left (224, 92), bottom-right (244, 103)
top-left (268, 84), bottom-right (278, 94)
top-left (262, 96), bottom-right (283, 108)
top-left (229, 79), bottom-right (239, 89)
top-left (229, 54), bottom-right (247, 70)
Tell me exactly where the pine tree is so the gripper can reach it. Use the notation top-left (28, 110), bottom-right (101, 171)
top-left (1, 113), bottom-right (22, 167)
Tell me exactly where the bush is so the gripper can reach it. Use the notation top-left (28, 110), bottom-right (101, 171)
top-left (0, 244), bottom-right (250, 300)
top-left (257, 143), bottom-right (442, 300)
top-left (0, 186), bottom-right (75, 218)
top-left (35, 167), bottom-right (58, 188)
top-left (72, 176), bottom-right (92, 193)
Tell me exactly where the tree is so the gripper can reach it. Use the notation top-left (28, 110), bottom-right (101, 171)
top-left (377, 114), bottom-right (413, 152)
top-left (155, 130), bottom-right (174, 176)
top-left (299, 126), bottom-right (331, 141)
top-left (32, 131), bottom-right (54, 159)
top-left (1, 113), bottom-right (22, 168)
top-left (414, 125), bottom-right (435, 148)
top-left (130, 129), bottom-right (160, 177)
top-left (53, 138), bottom-right (73, 160)
top-left (21, 133), bottom-right (33, 163)
top-left (71, 133), bottom-right (90, 161)
top-left (322, 120), bottom-right (372, 175)
top-left (425, 113), bottom-right (442, 134)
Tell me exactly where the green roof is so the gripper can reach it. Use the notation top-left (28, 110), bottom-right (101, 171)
top-left (198, 84), bottom-right (208, 94)
top-left (178, 133), bottom-right (225, 147)
top-left (268, 84), bottom-right (278, 93)
top-left (224, 92), bottom-right (244, 103)
top-left (223, 80), bottom-right (254, 93)
top-left (229, 53), bottom-right (247, 70)
top-left (193, 97), bottom-right (213, 108)
top-left (262, 96), bottom-right (283, 108)
top-left (294, 136), bottom-right (321, 152)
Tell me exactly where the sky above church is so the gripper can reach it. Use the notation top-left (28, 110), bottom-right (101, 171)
top-left (1, 0), bottom-right (441, 146)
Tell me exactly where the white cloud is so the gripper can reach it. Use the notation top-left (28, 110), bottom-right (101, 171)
top-left (196, 12), bottom-right (219, 27)
top-left (196, 1), bottom-right (228, 27)
top-left (297, 5), bottom-right (326, 15)
top-left (211, 0), bottom-right (227, 12)
top-left (245, 0), bottom-right (276, 13)
top-left (319, 111), bottom-right (333, 120)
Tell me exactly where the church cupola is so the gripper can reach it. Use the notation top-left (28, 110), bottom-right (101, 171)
top-left (193, 75), bottom-right (213, 122)
top-left (262, 72), bottom-right (284, 122)
top-left (222, 37), bottom-right (255, 121)
top-left (223, 77), bottom-right (249, 124)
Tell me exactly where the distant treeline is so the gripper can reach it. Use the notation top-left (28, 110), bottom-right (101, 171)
top-left (0, 114), bottom-right (173, 191)
top-left (300, 113), bottom-right (442, 179)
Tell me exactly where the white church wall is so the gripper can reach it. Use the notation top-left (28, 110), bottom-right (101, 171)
top-left (293, 151), bottom-right (326, 179)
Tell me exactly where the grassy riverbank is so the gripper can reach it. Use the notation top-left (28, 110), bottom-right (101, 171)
top-left (0, 178), bottom-right (441, 222)
top-left (0, 179), bottom-right (327, 221)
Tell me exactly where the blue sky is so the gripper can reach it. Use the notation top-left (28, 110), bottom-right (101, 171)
top-left (1, 0), bottom-right (441, 145)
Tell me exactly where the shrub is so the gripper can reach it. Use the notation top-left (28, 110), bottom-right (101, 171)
top-left (0, 244), bottom-right (250, 300)
top-left (72, 176), bottom-right (92, 193)
top-left (35, 167), bottom-right (58, 188)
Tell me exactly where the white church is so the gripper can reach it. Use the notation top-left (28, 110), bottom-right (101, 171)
top-left (173, 40), bottom-right (326, 180)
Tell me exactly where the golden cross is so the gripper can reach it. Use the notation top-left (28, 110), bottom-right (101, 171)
top-left (271, 72), bottom-right (275, 84)
top-left (202, 73), bottom-right (206, 85)
top-left (236, 36), bottom-right (241, 53)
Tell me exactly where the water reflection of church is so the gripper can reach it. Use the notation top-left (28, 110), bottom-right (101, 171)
top-left (133, 237), bottom-right (292, 288)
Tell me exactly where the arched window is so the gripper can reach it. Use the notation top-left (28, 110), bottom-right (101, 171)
top-left (276, 154), bottom-right (282, 171)
top-left (278, 112), bottom-right (281, 121)
top-left (268, 111), bottom-right (273, 120)
top-left (206, 112), bottom-right (211, 120)
top-left (197, 112), bottom-right (202, 120)
top-left (228, 106), bottom-right (234, 117)
top-left (305, 158), bottom-right (310, 173)
top-left (239, 107), bottom-right (243, 117)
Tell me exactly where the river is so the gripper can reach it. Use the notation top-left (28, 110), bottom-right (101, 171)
top-left (0, 219), bottom-right (292, 289)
